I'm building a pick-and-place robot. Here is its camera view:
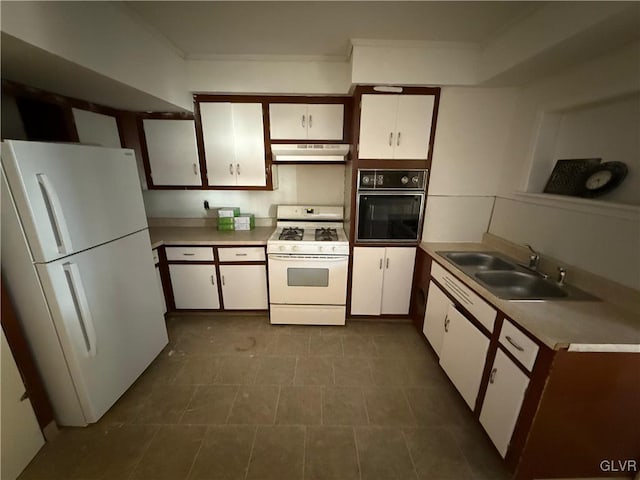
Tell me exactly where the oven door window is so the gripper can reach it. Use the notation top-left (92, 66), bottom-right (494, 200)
top-left (357, 194), bottom-right (423, 241)
top-left (287, 267), bottom-right (329, 287)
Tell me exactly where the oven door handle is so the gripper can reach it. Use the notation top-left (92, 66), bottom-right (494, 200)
top-left (268, 254), bottom-right (348, 262)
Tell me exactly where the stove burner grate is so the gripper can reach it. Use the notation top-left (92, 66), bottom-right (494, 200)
top-left (279, 227), bottom-right (304, 241)
top-left (315, 228), bottom-right (338, 241)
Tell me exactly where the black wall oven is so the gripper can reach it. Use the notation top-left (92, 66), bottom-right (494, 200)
top-left (356, 169), bottom-right (428, 243)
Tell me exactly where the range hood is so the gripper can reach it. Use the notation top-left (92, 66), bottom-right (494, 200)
top-left (271, 144), bottom-right (350, 162)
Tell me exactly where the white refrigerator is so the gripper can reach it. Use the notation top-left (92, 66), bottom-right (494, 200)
top-left (1, 140), bottom-right (168, 426)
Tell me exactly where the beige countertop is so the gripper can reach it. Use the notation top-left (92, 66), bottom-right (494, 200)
top-left (420, 242), bottom-right (640, 351)
top-left (149, 226), bottom-right (275, 249)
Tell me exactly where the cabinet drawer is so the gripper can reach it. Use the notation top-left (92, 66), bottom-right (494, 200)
top-left (431, 262), bottom-right (497, 332)
top-left (217, 247), bottom-right (265, 262)
top-left (152, 249), bottom-right (160, 264)
top-left (165, 247), bottom-right (214, 262)
top-left (499, 319), bottom-right (539, 372)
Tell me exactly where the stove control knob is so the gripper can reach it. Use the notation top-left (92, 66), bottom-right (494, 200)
top-left (279, 245), bottom-right (285, 251)
top-left (292, 245), bottom-right (299, 252)
top-left (401, 176), bottom-right (409, 185)
top-left (412, 176), bottom-right (420, 184)
top-left (332, 246), bottom-right (337, 252)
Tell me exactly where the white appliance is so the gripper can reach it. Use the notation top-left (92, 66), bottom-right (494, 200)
top-left (271, 143), bottom-right (350, 162)
top-left (267, 205), bottom-right (349, 325)
top-left (1, 140), bottom-right (168, 426)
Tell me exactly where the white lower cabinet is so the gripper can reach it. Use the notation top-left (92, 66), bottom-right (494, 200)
top-left (219, 264), bottom-right (268, 310)
top-left (480, 349), bottom-right (530, 458)
top-left (350, 247), bottom-right (416, 315)
top-left (439, 305), bottom-right (490, 409)
top-left (169, 264), bottom-right (220, 309)
top-left (422, 280), bottom-right (454, 356)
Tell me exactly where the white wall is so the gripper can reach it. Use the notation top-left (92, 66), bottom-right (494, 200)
top-left (350, 41), bottom-right (479, 86)
top-left (489, 42), bottom-right (640, 289)
top-left (422, 87), bottom-right (518, 242)
top-left (489, 197), bottom-right (640, 290)
top-left (143, 165), bottom-right (346, 219)
top-left (1, 2), bottom-right (191, 110)
top-left (187, 58), bottom-right (351, 95)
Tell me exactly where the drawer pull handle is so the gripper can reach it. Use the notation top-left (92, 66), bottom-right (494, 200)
top-left (388, 132), bottom-right (393, 146)
top-left (192, 163), bottom-right (198, 175)
top-left (235, 253), bottom-right (248, 257)
top-left (182, 253), bottom-right (196, 256)
top-left (442, 276), bottom-right (473, 305)
top-left (505, 335), bottom-right (525, 352)
top-left (221, 275), bottom-right (225, 286)
top-left (379, 258), bottom-right (383, 270)
top-left (386, 258), bottom-right (389, 269)
top-left (444, 316), bottom-right (450, 333)
top-left (489, 367), bottom-right (497, 384)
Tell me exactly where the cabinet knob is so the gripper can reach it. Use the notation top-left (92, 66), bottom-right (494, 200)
top-left (229, 163), bottom-right (234, 175)
top-left (210, 275), bottom-right (215, 285)
top-left (489, 367), bottom-right (497, 384)
top-left (388, 132), bottom-right (393, 146)
top-left (192, 163), bottom-right (198, 175)
top-left (397, 132), bottom-right (401, 146)
top-left (237, 163), bottom-right (241, 175)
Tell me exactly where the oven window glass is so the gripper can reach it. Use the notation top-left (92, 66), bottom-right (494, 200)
top-left (357, 194), bottom-right (423, 241)
top-left (287, 268), bottom-right (329, 287)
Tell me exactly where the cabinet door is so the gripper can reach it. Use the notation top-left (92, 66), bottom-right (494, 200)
top-left (480, 349), bottom-right (530, 458)
top-left (143, 119), bottom-right (201, 186)
top-left (380, 247), bottom-right (416, 315)
top-left (394, 95), bottom-right (435, 159)
top-left (232, 103), bottom-right (267, 187)
top-left (169, 264), bottom-right (220, 309)
top-left (72, 108), bottom-right (121, 148)
top-left (219, 264), bottom-right (268, 310)
top-left (350, 247), bottom-right (385, 315)
top-left (155, 265), bottom-right (167, 314)
top-left (307, 104), bottom-right (344, 140)
top-left (200, 103), bottom-right (237, 186)
top-left (423, 281), bottom-right (453, 356)
top-left (439, 305), bottom-right (490, 409)
top-left (269, 104), bottom-right (307, 139)
top-left (358, 95), bottom-right (398, 159)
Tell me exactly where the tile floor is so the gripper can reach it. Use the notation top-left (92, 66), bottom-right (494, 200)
top-left (19, 314), bottom-right (511, 480)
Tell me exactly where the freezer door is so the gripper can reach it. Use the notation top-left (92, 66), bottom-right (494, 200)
top-left (2, 141), bottom-right (148, 263)
top-left (36, 230), bottom-right (168, 425)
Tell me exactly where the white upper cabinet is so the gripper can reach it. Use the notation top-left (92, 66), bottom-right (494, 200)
top-left (200, 102), bottom-right (267, 187)
top-left (142, 119), bottom-right (201, 186)
top-left (358, 94), bottom-right (435, 159)
top-left (269, 103), bottom-right (344, 140)
top-left (72, 108), bottom-right (121, 148)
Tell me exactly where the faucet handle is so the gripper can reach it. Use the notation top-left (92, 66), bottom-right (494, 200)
top-left (557, 267), bottom-right (567, 286)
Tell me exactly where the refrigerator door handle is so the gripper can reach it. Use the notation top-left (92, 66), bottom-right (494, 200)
top-left (36, 173), bottom-right (73, 255)
top-left (63, 262), bottom-right (97, 357)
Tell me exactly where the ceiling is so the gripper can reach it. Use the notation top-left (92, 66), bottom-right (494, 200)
top-left (124, 1), bottom-right (542, 58)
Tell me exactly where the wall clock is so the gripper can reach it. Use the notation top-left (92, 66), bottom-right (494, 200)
top-left (582, 161), bottom-right (628, 198)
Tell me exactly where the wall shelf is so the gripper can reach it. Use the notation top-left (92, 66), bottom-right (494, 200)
top-left (510, 191), bottom-right (640, 221)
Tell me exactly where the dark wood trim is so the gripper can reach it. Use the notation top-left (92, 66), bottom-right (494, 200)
top-left (354, 159), bottom-right (430, 170)
top-left (1, 282), bottom-right (55, 431)
top-left (166, 260), bottom-right (216, 266)
top-left (473, 315), bottom-right (506, 416)
top-left (272, 161), bottom-right (347, 165)
top-left (156, 246), bottom-right (176, 312)
top-left (353, 85), bottom-right (442, 96)
top-left (409, 248), bottom-right (432, 331)
top-left (195, 94), bottom-right (350, 104)
top-left (513, 351), bottom-right (639, 480)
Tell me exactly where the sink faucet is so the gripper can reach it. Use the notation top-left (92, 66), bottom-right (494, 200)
top-left (525, 244), bottom-right (540, 271)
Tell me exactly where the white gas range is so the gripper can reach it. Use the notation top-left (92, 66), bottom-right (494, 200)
top-left (267, 205), bottom-right (349, 325)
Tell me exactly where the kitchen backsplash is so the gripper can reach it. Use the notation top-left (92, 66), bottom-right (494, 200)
top-left (142, 164), bottom-right (346, 219)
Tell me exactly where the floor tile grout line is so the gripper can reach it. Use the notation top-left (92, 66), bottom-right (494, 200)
top-left (243, 425), bottom-right (260, 480)
top-left (401, 387), bottom-right (419, 426)
top-left (302, 425), bottom-right (307, 480)
top-left (352, 426), bottom-right (363, 480)
top-left (184, 425), bottom-right (208, 480)
top-left (400, 428), bottom-right (421, 480)
top-left (177, 385), bottom-right (199, 425)
top-left (273, 385), bottom-right (283, 425)
top-left (125, 424), bottom-right (161, 480)
top-left (361, 387), bottom-right (372, 426)
top-left (224, 385), bottom-right (242, 425)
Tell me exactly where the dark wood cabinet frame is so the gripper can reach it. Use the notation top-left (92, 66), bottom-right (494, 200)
top-left (410, 251), bottom-right (640, 480)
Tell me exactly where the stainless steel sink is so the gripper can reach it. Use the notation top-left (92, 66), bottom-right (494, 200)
top-left (437, 250), bottom-right (596, 301)
top-left (474, 271), bottom-right (568, 300)
top-left (444, 252), bottom-right (515, 271)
